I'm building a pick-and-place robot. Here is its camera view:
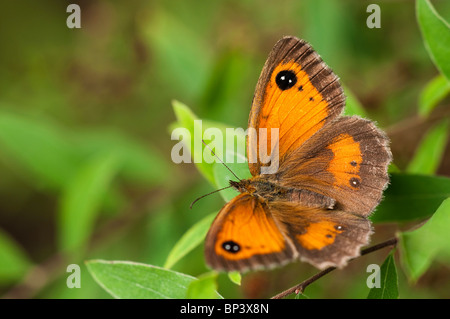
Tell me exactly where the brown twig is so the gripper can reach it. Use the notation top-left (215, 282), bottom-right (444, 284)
top-left (271, 237), bottom-right (398, 299)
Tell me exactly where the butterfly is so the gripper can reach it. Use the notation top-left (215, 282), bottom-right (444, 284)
top-left (204, 36), bottom-right (392, 272)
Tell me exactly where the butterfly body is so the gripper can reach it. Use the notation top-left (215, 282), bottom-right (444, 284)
top-left (204, 36), bottom-right (392, 272)
top-left (229, 178), bottom-right (336, 210)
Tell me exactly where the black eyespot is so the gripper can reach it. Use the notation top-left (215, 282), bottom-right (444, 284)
top-left (350, 161), bottom-right (358, 167)
top-left (222, 241), bottom-right (240, 253)
top-left (275, 70), bottom-right (297, 90)
top-left (325, 234), bottom-right (333, 238)
top-left (309, 97), bottom-right (314, 101)
top-left (350, 177), bottom-right (361, 188)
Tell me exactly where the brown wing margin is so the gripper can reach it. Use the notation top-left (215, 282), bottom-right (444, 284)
top-left (247, 36), bottom-right (346, 176)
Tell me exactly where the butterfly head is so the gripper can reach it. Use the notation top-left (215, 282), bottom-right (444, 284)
top-left (229, 179), bottom-right (255, 194)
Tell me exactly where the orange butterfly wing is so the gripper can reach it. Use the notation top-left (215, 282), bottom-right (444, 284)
top-left (247, 36), bottom-right (345, 175)
top-left (204, 36), bottom-right (391, 272)
top-left (247, 36), bottom-right (391, 217)
top-left (205, 194), bottom-right (372, 271)
top-left (274, 116), bottom-right (391, 217)
top-left (268, 201), bottom-right (372, 269)
top-left (204, 193), bottom-right (297, 271)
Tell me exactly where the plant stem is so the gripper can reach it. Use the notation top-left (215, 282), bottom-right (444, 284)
top-left (271, 237), bottom-right (398, 299)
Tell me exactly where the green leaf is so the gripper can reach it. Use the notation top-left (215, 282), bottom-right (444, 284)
top-left (342, 85), bottom-right (368, 118)
top-left (74, 129), bottom-right (169, 186)
top-left (0, 110), bottom-right (167, 193)
top-left (164, 212), bottom-right (216, 269)
top-left (200, 50), bottom-right (252, 122)
top-left (172, 100), bottom-right (199, 133)
top-left (213, 153), bottom-right (251, 202)
top-left (172, 100), bottom-right (213, 185)
top-left (171, 100), bottom-right (251, 190)
top-left (399, 197), bottom-right (450, 282)
top-left (367, 252), bottom-right (399, 299)
top-left (58, 151), bottom-right (121, 254)
top-left (185, 271), bottom-right (222, 299)
top-left (207, 110), bottom-right (251, 202)
top-left (0, 111), bottom-right (79, 190)
top-left (302, 0), bottom-right (347, 68)
top-left (86, 260), bottom-right (196, 299)
top-left (417, 0), bottom-right (450, 81)
top-left (372, 173), bottom-right (450, 223)
top-left (419, 74), bottom-right (450, 117)
top-left (388, 162), bottom-right (402, 174)
top-left (295, 293), bottom-right (310, 299)
top-left (406, 119), bottom-right (449, 174)
top-left (227, 271), bottom-right (242, 286)
top-left (0, 229), bottom-right (32, 283)
top-left (143, 9), bottom-right (211, 98)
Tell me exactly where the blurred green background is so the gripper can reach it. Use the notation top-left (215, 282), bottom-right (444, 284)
top-left (0, 0), bottom-right (449, 299)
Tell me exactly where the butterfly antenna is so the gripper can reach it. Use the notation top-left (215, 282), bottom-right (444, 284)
top-left (190, 185), bottom-right (233, 209)
top-left (202, 139), bottom-right (242, 181)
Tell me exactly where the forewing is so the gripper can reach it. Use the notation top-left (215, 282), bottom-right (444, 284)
top-left (205, 193), bottom-right (297, 272)
top-left (247, 36), bottom-right (345, 176)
